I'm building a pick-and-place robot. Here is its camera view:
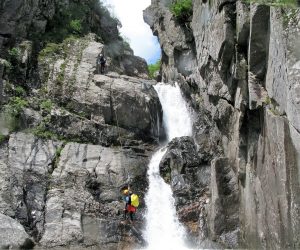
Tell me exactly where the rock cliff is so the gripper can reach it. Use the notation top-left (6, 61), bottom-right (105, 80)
top-left (1, 0), bottom-right (300, 249)
top-left (0, 0), bottom-right (161, 249)
top-left (144, 0), bottom-right (300, 248)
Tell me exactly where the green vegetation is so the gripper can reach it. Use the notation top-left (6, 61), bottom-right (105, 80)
top-left (53, 145), bottom-right (64, 168)
top-left (264, 96), bottom-right (272, 105)
top-left (0, 134), bottom-right (8, 144)
top-left (282, 8), bottom-right (299, 27)
top-left (40, 99), bottom-right (54, 112)
top-left (38, 43), bottom-right (61, 60)
top-left (8, 47), bottom-right (20, 61)
top-left (7, 48), bottom-right (21, 78)
top-left (148, 60), bottom-right (161, 79)
top-left (7, 97), bottom-right (28, 116)
top-left (15, 86), bottom-right (26, 97)
top-left (31, 121), bottom-right (60, 140)
top-left (170, 0), bottom-right (193, 22)
top-left (70, 19), bottom-right (83, 34)
top-left (31, 0), bottom-right (121, 44)
top-left (246, 0), bottom-right (297, 6)
top-left (1, 60), bottom-right (12, 74)
top-left (33, 128), bottom-right (59, 140)
top-left (1, 97), bottom-right (28, 132)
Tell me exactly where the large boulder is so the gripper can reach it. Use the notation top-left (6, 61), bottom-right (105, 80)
top-left (0, 213), bottom-right (34, 249)
top-left (160, 136), bottom-right (209, 202)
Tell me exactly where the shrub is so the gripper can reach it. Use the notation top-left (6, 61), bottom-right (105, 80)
top-left (170, 0), bottom-right (193, 22)
top-left (40, 99), bottom-right (53, 112)
top-left (2, 97), bottom-right (28, 132)
top-left (33, 127), bottom-right (58, 140)
top-left (69, 19), bottom-right (83, 34)
top-left (39, 43), bottom-right (61, 59)
top-left (0, 134), bottom-right (8, 144)
top-left (15, 86), bottom-right (26, 97)
top-left (247, 0), bottom-right (297, 6)
top-left (8, 47), bottom-right (20, 60)
top-left (8, 97), bottom-right (28, 116)
top-left (148, 60), bottom-right (161, 79)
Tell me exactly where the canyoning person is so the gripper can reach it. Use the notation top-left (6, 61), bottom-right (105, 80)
top-left (97, 53), bottom-right (106, 74)
top-left (122, 188), bottom-right (139, 223)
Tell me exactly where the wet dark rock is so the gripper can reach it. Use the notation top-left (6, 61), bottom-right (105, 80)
top-left (160, 137), bottom-right (209, 202)
top-left (159, 136), bottom-right (211, 244)
top-left (146, 0), bottom-right (300, 249)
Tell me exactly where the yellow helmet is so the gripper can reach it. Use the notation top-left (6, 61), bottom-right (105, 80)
top-left (123, 189), bottom-right (129, 195)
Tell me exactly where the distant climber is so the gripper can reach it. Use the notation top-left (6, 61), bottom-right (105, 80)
top-left (97, 53), bottom-right (106, 74)
top-left (122, 189), bottom-right (139, 223)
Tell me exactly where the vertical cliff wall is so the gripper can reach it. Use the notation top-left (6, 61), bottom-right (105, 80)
top-left (144, 0), bottom-right (300, 248)
top-left (0, 1), bottom-right (162, 249)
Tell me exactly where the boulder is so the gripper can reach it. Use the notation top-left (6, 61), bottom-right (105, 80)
top-left (120, 54), bottom-right (149, 79)
top-left (0, 213), bottom-right (34, 249)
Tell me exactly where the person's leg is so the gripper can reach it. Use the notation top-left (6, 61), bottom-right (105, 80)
top-left (129, 212), bottom-right (134, 221)
top-left (124, 209), bottom-right (128, 219)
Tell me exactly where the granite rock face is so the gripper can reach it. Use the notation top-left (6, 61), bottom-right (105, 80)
top-left (145, 1), bottom-right (300, 248)
top-left (40, 141), bottom-right (150, 248)
top-left (0, 133), bottom-right (152, 248)
top-left (1, 0), bottom-right (300, 248)
top-left (37, 35), bottom-right (162, 144)
top-left (0, 1), bottom-right (158, 249)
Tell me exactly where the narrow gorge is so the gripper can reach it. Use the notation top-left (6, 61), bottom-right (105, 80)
top-left (0, 0), bottom-right (300, 249)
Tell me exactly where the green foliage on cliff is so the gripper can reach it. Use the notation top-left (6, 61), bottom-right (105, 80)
top-left (170, 0), bottom-right (193, 22)
top-left (69, 19), bottom-right (83, 34)
top-left (8, 48), bottom-right (21, 61)
top-left (7, 97), bottom-right (28, 117)
top-left (40, 100), bottom-right (54, 112)
top-left (1, 97), bottom-right (28, 132)
top-left (39, 43), bottom-right (60, 59)
top-left (35, 0), bottom-right (121, 44)
top-left (148, 60), bottom-right (161, 79)
top-left (0, 134), bottom-right (8, 144)
top-left (247, 0), bottom-right (297, 6)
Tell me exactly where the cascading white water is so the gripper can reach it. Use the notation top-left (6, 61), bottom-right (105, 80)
top-left (143, 82), bottom-right (193, 250)
top-left (156, 83), bottom-right (193, 141)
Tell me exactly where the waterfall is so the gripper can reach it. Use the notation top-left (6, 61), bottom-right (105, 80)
top-left (143, 82), bottom-right (193, 250)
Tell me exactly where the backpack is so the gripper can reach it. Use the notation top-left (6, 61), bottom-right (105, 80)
top-left (130, 194), bottom-right (139, 208)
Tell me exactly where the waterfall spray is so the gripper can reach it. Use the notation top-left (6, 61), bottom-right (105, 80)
top-left (143, 83), bottom-right (193, 250)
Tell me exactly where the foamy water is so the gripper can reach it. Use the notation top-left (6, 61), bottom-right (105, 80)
top-left (143, 83), bottom-right (193, 250)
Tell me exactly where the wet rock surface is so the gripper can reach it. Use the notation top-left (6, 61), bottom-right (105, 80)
top-left (1, 0), bottom-right (300, 249)
top-left (0, 1), bottom-right (156, 249)
top-left (145, 0), bottom-right (300, 248)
